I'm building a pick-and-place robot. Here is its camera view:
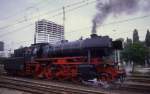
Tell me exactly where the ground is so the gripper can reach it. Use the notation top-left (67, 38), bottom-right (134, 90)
top-left (0, 88), bottom-right (31, 94)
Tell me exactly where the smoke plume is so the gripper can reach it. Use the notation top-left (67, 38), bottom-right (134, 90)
top-left (92, 0), bottom-right (150, 34)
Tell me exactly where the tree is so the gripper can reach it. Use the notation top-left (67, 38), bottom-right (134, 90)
top-left (144, 30), bottom-right (150, 65)
top-left (145, 29), bottom-right (150, 47)
top-left (124, 37), bottom-right (132, 48)
top-left (133, 29), bottom-right (139, 43)
top-left (121, 43), bottom-right (149, 72)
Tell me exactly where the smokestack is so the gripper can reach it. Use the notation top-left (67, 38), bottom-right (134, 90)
top-left (92, 0), bottom-right (150, 35)
top-left (92, 20), bottom-right (97, 34)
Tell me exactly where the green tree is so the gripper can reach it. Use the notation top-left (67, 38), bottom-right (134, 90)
top-left (145, 29), bottom-right (150, 47)
top-left (122, 43), bottom-right (149, 72)
top-left (133, 29), bottom-right (139, 43)
top-left (124, 37), bottom-right (132, 48)
top-left (144, 30), bottom-right (150, 65)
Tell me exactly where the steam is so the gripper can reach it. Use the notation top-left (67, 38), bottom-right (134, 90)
top-left (92, 0), bottom-right (150, 34)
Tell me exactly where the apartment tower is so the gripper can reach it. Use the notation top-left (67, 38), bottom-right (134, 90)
top-left (35, 19), bottom-right (64, 44)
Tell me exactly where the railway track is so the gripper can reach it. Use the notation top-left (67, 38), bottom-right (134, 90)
top-left (128, 74), bottom-right (150, 78)
top-left (113, 74), bottom-right (150, 93)
top-left (0, 75), bottom-right (150, 94)
top-left (127, 77), bottom-right (150, 83)
top-left (117, 81), bottom-right (150, 93)
top-left (0, 76), bottom-right (108, 94)
top-left (126, 74), bottom-right (150, 83)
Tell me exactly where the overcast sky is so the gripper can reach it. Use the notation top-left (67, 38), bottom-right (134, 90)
top-left (0, 0), bottom-right (150, 51)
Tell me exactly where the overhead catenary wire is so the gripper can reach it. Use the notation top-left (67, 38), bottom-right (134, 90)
top-left (1, 14), bottom-right (150, 39)
top-left (67, 14), bottom-right (150, 34)
top-left (1, 13), bottom-right (150, 40)
top-left (0, 0), bottom-right (55, 22)
top-left (0, 0), bottom-right (96, 38)
top-left (0, 0), bottom-right (88, 22)
top-left (45, 0), bottom-right (96, 20)
top-left (0, 0), bottom-right (94, 30)
top-left (0, 23), bottom-right (34, 38)
top-left (0, 0), bottom-right (150, 42)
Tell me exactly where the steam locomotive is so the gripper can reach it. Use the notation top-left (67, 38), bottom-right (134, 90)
top-left (4, 34), bottom-right (125, 82)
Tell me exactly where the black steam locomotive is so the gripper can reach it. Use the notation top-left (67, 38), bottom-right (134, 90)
top-left (4, 34), bottom-right (124, 82)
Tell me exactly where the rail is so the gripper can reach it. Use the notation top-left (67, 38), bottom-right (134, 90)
top-left (0, 76), bottom-right (108, 94)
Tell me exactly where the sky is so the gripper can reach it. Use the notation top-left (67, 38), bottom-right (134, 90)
top-left (0, 0), bottom-right (150, 51)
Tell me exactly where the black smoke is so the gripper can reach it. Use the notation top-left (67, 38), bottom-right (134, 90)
top-left (92, 0), bottom-right (150, 34)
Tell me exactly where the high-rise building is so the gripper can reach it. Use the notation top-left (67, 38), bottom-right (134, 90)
top-left (0, 41), bottom-right (5, 57)
top-left (35, 19), bottom-right (64, 44)
top-left (0, 41), bottom-right (4, 51)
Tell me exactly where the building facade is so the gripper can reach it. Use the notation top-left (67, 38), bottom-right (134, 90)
top-left (0, 41), bottom-right (4, 51)
top-left (35, 19), bottom-right (64, 44)
top-left (0, 41), bottom-right (5, 57)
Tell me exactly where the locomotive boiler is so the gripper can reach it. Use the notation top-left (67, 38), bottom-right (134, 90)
top-left (32, 34), bottom-right (121, 57)
top-left (4, 34), bottom-right (125, 83)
